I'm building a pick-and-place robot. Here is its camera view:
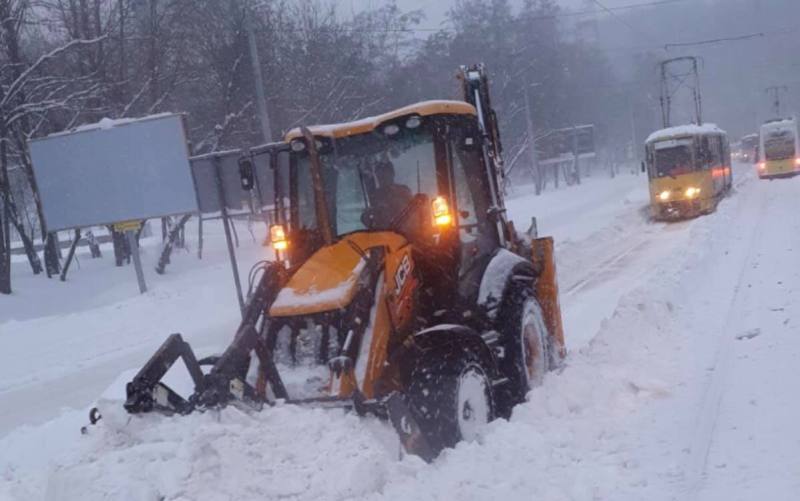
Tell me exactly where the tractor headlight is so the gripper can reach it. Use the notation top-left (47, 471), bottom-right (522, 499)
top-left (659, 190), bottom-right (670, 201)
top-left (432, 196), bottom-right (453, 227)
top-left (685, 187), bottom-right (701, 198)
top-left (270, 224), bottom-right (288, 251)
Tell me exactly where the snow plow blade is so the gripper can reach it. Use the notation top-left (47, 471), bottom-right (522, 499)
top-left (531, 236), bottom-right (566, 362)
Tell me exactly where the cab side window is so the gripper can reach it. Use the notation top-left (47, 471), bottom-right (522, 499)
top-left (448, 128), bottom-right (498, 252)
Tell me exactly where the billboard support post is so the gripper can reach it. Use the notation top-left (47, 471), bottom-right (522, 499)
top-left (212, 155), bottom-right (245, 316)
top-left (113, 220), bottom-right (147, 294)
top-left (59, 229), bottom-right (81, 282)
top-left (126, 229), bottom-right (147, 294)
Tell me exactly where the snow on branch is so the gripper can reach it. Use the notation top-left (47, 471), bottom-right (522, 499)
top-left (6, 83), bottom-right (104, 126)
top-left (120, 78), bottom-right (152, 118)
top-left (1, 34), bottom-right (108, 108)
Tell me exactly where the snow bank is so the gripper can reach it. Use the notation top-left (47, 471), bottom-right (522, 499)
top-left (37, 403), bottom-right (397, 501)
top-left (1, 293), bottom-right (684, 501)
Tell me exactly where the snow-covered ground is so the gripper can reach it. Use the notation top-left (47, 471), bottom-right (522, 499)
top-left (4, 164), bottom-right (798, 500)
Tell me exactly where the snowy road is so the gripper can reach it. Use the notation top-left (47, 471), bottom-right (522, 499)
top-left (5, 166), bottom-right (800, 500)
top-left (686, 176), bottom-right (800, 499)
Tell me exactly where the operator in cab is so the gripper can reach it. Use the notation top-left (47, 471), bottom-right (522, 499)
top-left (364, 159), bottom-right (413, 228)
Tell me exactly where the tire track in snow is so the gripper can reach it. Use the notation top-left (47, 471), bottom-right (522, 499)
top-left (562, 239), bottom-right (650, 299)
top-left (685, 178), bottom-right (767, 497)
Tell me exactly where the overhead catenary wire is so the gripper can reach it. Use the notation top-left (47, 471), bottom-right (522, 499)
top-left (260, 0), bottom-right (689, 34)
top-left (664, 32), bottom-right (765, 50)
top-left (598, 24), bottom-right (798, 55)
top-left (588, 0), bottom-right (667, 52)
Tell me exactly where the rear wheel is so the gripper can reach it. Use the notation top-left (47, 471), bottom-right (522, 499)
top-left (407, 344), bottom-right (495, 456)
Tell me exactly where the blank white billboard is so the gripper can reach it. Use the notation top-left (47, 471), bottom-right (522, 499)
top-left (29, 113), bottom-right (198, 232)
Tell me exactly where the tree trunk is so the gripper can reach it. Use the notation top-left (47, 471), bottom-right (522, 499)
top-left (0, 122), bottom-right (12, 293)
top-left (7, 211), bottom-right (42, 274)
top-left (0, 164), bottom-right (10, 294)
top-left (44, 233), bottom-right (61, 276)
top-left (0, 213), bottom-right (9, 294)
top-left (110, 227), bottom-right (130, 266)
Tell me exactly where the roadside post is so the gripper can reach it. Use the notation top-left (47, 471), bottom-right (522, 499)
top-left (59, 229), bottom-right (82, 282)
top-left (212, 154), bottom-right (245, 314)
top-left (115, 220), bottom-right (147, 293)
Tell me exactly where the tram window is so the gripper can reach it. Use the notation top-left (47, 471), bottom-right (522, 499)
top-left (708, 137), bottom-right (723, 167)
top-left (699, 138), bottom-right (709, 169)
top-left (764, 129), bottom-right (795, 161)
top-left (654, 145), bottom-right (693, 177)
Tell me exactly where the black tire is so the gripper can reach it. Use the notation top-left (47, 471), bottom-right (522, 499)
top-left (406, 343), bottom-right (495, 456)
top-left (495, 286), bottom-right (550, 417)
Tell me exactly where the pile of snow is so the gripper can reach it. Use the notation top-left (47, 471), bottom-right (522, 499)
top-left (1, 291), bottom-right (685, 501)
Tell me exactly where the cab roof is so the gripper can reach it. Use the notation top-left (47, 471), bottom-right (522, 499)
top-left (284, 100), bottom-right (476, 141)
top-left (645, 123), bottom-right (726, 144)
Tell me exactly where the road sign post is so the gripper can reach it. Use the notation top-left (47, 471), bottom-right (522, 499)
top-left (115, 220), bottom-right (147, 294)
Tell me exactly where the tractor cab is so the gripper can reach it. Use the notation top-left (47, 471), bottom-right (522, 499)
top-left (250, 100), bottom-right (512, 321)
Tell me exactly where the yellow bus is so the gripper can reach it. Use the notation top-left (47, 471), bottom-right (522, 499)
top-left (757, 118), bottom-right (800, 179)
top-left (644, 124), bottom-right (732, 220)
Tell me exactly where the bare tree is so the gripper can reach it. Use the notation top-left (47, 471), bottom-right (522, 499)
top-left (0, 0), bottom-right (107, 291)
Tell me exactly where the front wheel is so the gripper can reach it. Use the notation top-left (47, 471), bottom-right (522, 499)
top-left (496, 290), bottom-right (550, 417)
top-left (406, 344), bottom-right (495, 457)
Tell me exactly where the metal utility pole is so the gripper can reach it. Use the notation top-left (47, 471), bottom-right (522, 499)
top-left (245, 7), bottom-right (274, 143)
top-left (765, 85), bottom-right (788, 118)
top-left (523, 85), bottom-right (542, 194)
top-left (630, 101), bottom-right (639, 174)
top-left (571, 125), bottom-right (581, 185)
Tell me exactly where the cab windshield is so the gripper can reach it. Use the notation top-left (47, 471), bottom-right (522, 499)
top-left (653, 144), bottom-right (694, 177)
top-left (294, 127), bottom-right (439, 237)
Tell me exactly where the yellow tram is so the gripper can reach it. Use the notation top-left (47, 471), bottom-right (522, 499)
top-left (757, 118), bottom-right (800, 179)
top-left (644, 124), bottom-right (732, 220)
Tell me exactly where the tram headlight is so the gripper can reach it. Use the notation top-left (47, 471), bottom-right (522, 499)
top-left (659, 190), bottom-right (670, 201)
top-left (685, 187), bottom-right (701, 198)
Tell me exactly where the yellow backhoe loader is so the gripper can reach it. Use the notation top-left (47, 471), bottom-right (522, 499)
top-left (121, 64), bottom-right (566, 461)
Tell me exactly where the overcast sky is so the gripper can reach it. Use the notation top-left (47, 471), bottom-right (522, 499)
top-left (346, 0), bottom-right (633, 28)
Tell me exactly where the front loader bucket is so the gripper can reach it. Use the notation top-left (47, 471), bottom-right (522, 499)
top-left (124, 333), bottom-right (204, 414)
top-left (532, 236), bottom-right (566, 362)
top-left (124, 263), bottom-right (287, 416)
